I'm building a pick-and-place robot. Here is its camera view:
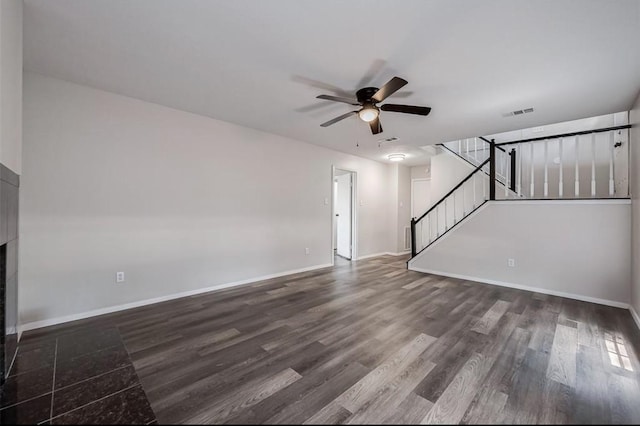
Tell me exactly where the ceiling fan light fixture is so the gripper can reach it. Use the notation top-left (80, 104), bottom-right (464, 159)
top-left (316, 76), bottom-right (430, 134)
top-left (388, 153), bottom-right (406, 162)
top-left (358, 106), bottom-right (379, 122)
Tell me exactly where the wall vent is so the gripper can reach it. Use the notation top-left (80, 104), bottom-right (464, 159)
top-left (404, 226), bottom-right (411, 251)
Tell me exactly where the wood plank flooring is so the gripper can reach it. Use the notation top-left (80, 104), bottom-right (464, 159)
top-left (19, 255), bottom-right (640, 424)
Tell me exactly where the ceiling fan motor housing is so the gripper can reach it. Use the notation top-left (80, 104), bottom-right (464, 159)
top-left (356, 87), bottom-right (379, 103)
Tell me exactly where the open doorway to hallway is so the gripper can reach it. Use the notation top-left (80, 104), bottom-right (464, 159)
top-left (332, 168), bottom-right (356, 262)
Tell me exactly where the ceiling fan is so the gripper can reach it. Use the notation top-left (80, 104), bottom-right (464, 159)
top-left (317, 77), bottom-right (431, 135)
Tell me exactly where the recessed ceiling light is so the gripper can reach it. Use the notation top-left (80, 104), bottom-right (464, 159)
top-left (388, 153), bottom-right (406, 162)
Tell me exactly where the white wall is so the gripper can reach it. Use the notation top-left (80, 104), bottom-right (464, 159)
top-left (0, 0), bottom-right (22, 174)
top-left (388, 164), bottom-right (412, 254)
top-left (20, 73), bottom-right (395, 326)
top-left (411, 164), bottom-right (430, 180)
top-left (396, 164), bottom-right (411, 253)
top-left (484, 112), bottom-right (628, 144)
top-left (409, 200), bottom-right (631, 306)
top-left (411, 179), bottom-right (431, 219)
top-left (630, 90), bottom-right (640, 322)
top-left (430, 149), bottom-right (473, 202)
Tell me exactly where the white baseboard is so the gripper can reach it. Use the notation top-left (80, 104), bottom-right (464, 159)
top-left (357, 252), bottom-right (388, 260)
top-left (408, 266), bottom-right (629, 309)
top-left (19, 262), bottom-right (333, 333)
top-left (630, 305), bottom-right (640, 331)
top-left (357, 251), bottom-right (410, 260)
top-left (386, 251), bottom-right (411, 256)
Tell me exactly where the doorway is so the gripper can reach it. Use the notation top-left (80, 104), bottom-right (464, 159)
top-left (332, 168), bottom-right (356, 262)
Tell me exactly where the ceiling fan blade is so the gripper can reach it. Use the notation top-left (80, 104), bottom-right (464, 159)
top-left (356, 59), bottom-right (387, 88)
top-left (369, 116), bottom-right (383, 135)
top-left (320, 111), bottom-right (358, 127)
top-left (372, 77), bottom-right (408, 102)
top-left (316, 94), bottom-right (360, 105)
top-left (380, 104), bottom-right (431, 116)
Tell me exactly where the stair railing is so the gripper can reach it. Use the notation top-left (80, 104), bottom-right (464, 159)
top-left (440, 137), bottom-right (518, 196)
top-left (411, 124), bottom-right (631, 258)
top-left (411, 157), bottom-right (491, 257)
top-left (496, 124), bottom-right (631, 199)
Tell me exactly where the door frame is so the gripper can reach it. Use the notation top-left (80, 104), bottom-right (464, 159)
top-left (331, 166), bottom-right (357, 265)
top-left (411, 177), bottom-right (431, 219)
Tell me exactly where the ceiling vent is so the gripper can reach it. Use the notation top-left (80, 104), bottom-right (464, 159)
top-left (377, 136), bottom-right (399, 147)
top-left (378, 136), bottom-right (399, 143)
top-left (505, 107), bottom-right (534, 117)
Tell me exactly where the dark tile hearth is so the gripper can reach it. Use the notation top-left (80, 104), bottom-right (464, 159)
top-left (52, 366), bottom-right (139, 416)
top-left (0, 393), bottom-right (51, 424)
top-left (8, 341), bottom-right (56, 377)
top-left (52, 385), bottom-right (155, 425)
top-left (0, 365), bottom-right (54, 408)
top-left (55, 343), bottom-right (131, 389)
top-left (0, 326), bottom-right (156, 425)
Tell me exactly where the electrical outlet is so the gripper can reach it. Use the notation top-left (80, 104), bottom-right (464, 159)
top-left (305, 248), bottom-right (310, 255)
top-left (508, 258), bottom-right (515, 267)
top-left (116, 271), bottom-right (125, 283)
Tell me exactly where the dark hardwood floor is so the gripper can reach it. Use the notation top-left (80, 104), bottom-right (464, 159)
top-left (9, 255), bottom-right (640, 424)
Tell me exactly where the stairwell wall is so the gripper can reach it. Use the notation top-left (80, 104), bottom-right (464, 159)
top-left (630, 89), bottom-right (640, 324)
top-left (409, 200), bottom-right (631, 307)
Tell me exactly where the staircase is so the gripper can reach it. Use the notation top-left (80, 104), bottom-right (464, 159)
top-left (410, 124), bottom-right (631, 259)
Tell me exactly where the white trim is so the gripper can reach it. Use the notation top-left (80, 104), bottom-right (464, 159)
top-left (19, 262), bottom-right (333, 333)
top-left (356, 252), bottom-right (389, 260)
top-left (408, 266), bottom-right (629, 309)
top-left (492, 198), bottom-right (631, 205)
top-left (386, 251), bottom-right (411, 256)
top-left (630, 305), bottom-right (640, 331)
top-left (332, 166), bottom-right (358, 263)
top-left (356, 251), bottom-right (410, 260)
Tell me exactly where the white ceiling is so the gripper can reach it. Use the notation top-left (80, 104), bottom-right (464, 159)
top-left (23, 0), bottom-right (640, 166)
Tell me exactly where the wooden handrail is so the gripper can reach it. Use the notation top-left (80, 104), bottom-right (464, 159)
top-left (495, 124), bottom-right (631, 146)
top-left (479, 136), bottom-right (508, 153)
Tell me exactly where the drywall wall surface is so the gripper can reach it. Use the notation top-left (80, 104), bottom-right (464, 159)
top-left (630, 90), bottom-right (640, 318)
top-left (396, 164), bottom-right (411, 253)
top-left (20, 72), bottom-right (395, 325)
top-left (430, 150), bottom-right (473, 203)
top-left (411, 164), bottom-right (430, 180)
top-left (409, 200), bottom-right (631, 305)
top-left (484, 112), bottom-right (628, 143)
top-left (0, 0), bottom-right (22, 174)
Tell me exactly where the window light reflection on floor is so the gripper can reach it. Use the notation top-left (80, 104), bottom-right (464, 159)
top-left (604, 332), bottom-right (633, 372)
